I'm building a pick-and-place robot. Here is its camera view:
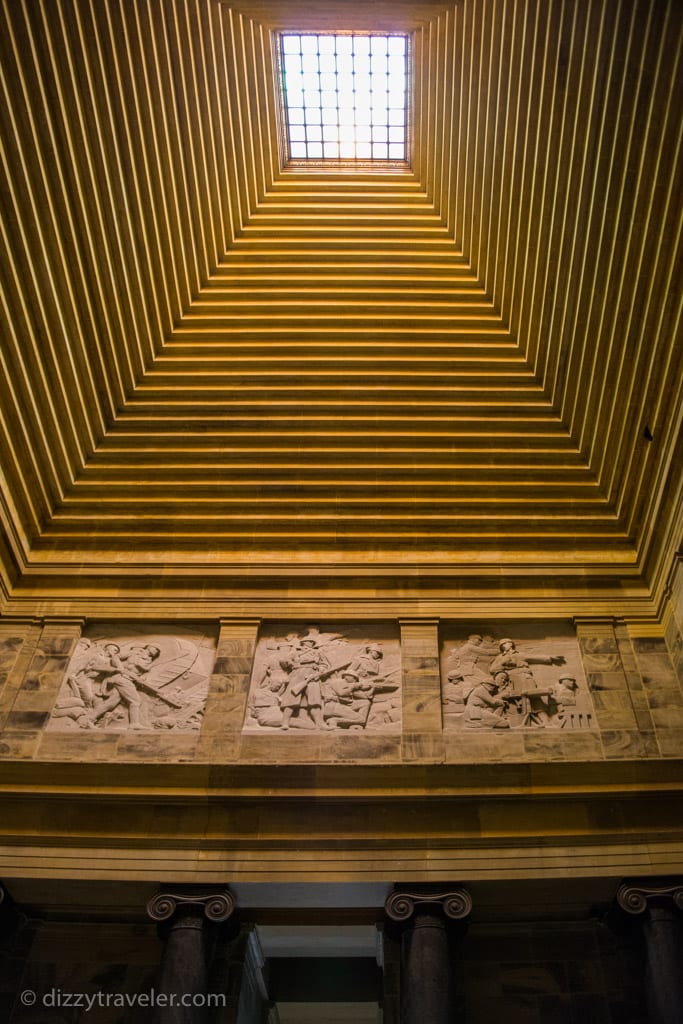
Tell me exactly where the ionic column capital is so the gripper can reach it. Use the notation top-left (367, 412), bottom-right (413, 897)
top-left (616, 880), bottom-right (683, 916)
top-left (385, 886), bottom-right (472, 923)
top-left (146, 887), bottom-right (235, 925)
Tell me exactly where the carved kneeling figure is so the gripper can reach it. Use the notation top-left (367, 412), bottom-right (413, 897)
top-left (463, 679), bottom-right (510, 730)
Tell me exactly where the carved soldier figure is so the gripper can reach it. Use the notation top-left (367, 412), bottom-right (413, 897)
top-left (488, 638), bottom-right (565, 694)
top-left (280, 637), bottom-right (328, 730)
top-left (550, 675), bottom-right (579, 725)
top-left (443, 666), bottom-right (469, 709)
top-left (447, 633), bottom-right (499, 687)
top-left (348, 643), bottom-right (383, 681)
top-left (66, 641), bottom-right (125, 709)
top-left (90, 644), bottom-right (161, 729)
top-left (322, 670), bottom-right (373, 728)
top-left (463, 678), bottom-right (510, 729)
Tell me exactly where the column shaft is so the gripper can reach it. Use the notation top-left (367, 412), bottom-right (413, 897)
top-left (401, 910), bottom-right (452, 1024)
top-left (643, 902), bottom-right (683, 1024)
top-left (155, 910), bottom-right (209, 1024)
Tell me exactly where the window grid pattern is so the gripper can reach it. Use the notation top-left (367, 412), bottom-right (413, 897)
top-left (280, 33), bottom-right (408, 161)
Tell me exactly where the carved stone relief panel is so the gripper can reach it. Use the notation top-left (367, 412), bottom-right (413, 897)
top-left (440, 625), bottom-right (594, 732)
top-left (47, 625), bottom-right (216, 732)
top-left (244, 623), bottom-right (401, 732)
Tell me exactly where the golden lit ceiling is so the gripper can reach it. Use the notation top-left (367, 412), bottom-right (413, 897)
top-left (0, 0), bottom-right (681, 617)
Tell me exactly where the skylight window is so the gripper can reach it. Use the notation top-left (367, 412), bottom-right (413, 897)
top-left (279, 33), bottom-right (408, 162)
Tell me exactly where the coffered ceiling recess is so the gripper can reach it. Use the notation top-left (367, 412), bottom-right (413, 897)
top-left (0, 0), bottom-right (681, 615)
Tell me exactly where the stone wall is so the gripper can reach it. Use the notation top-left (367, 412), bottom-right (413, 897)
top-left (455, 920), bottom-right (646, 1024)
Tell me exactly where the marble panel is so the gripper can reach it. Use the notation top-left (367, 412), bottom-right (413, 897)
top-left (45, 624), bottom-right (216, 734)
top-left (325, 733), bottom-right (401, 762)
top-left (238, 732), bottom-right (323, 763)
top-left (203, 692), bottom-right (252, 733)
top-left (444, 731), bottom-right (527, 763)
top-left (656, 727), bottom-right (683, 756)
top-left (600, 729), bottom-right (660, 758)
top-left (402, 691), bottom-right (443, 734)
top-left (400, 732), bottom-right (445, 761)
top-left (193, 731), bottom-right (242, 763)
top-left (0, 731), bottom-right (41, 759)
top-left (243, 622), bottom-right (401, 734)
top-left (36, 731), bottom-right (120, 761)
top-left (4, 710), bottom-right (49, 731)
top-left (522, 731), bottom-right (603, 762)
top-left (650, 706), bottom-right (683, 728)
top-left (636, 653), bottom-right (679, 689)
top-left (588, 690), bottom-right (637, 729)
top-left (115, 731), bottom-right (198, 761)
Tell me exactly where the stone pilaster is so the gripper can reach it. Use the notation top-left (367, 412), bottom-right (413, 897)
top-left (147, 887), bottom-right (235, 1024)
top-left (195, 620), bottom-right (260, 761)
top-left (385, 887), bottom-right (472, 1024)
top-left (616, 879), bottom-right (683, 1024)
top-left (399, 620), bottom-right (443, 760)
top-left (1, 619), bottom-right (82, 759)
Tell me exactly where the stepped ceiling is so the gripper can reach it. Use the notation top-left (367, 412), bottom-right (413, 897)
top-left (0, 0), bottom-right (681, 617)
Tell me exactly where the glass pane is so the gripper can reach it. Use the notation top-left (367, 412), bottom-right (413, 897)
top-left (281, 32), bottom-right (408, 162)
top-left (302, 72), bottom-right (320, 91)
top-left (301, 53), bottom-right (319, 74)
top-left (284, 53), bottom-right (302, 75)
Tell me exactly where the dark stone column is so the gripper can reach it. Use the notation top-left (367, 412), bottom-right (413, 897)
top-left (385, 887), bottom-right (472, 1024)
top-left (147, 887), bottom-right (235, 1024)
top-left (616, 879), bottom-right (683, 1024)
top-left (0, 881), bottom-right (34, 1023)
